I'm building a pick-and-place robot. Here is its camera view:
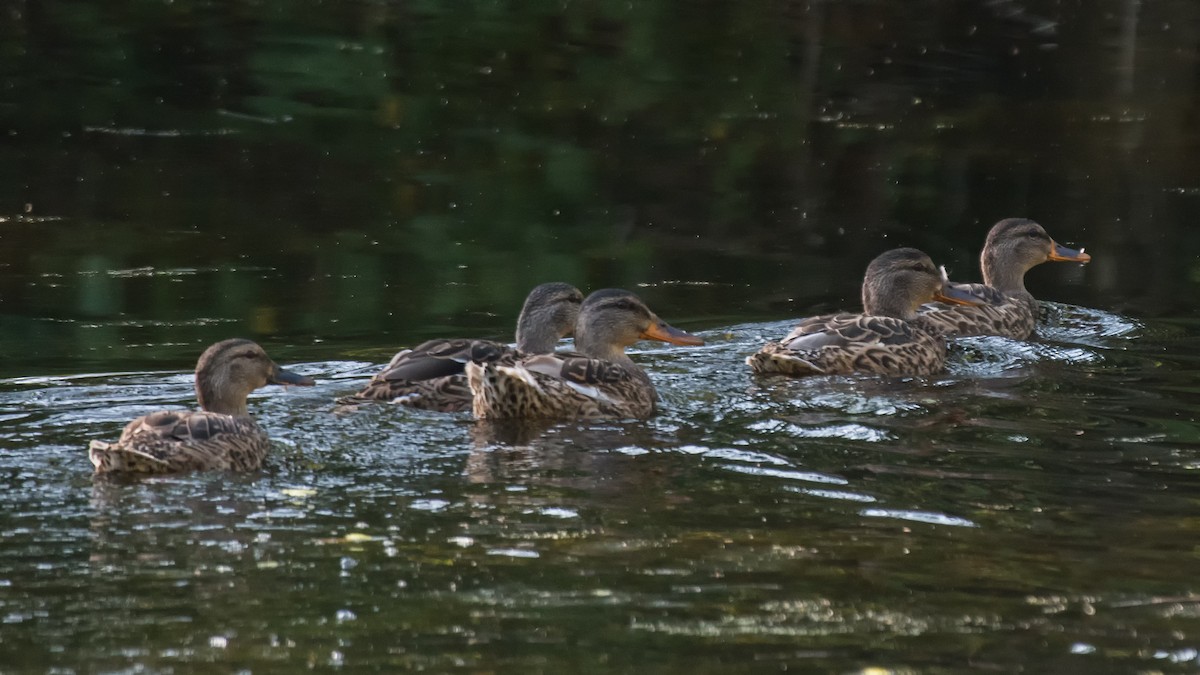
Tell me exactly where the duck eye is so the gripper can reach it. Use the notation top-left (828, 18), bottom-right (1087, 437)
top-left (909, 263), bottom-right (929, 273)
top-left (1026, 230), bottom-right (1042, 239)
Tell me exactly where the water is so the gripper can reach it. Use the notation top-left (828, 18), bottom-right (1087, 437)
top-left (4, 0), bottom-right (1200, 671)
top-left (3, 304), bottom-right (1200, 672)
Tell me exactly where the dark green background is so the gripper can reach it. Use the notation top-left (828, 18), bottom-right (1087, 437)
top-left (2, 2), bottom-right (1200, 673)
top-left (3, 0), bottom-right (1195, 374)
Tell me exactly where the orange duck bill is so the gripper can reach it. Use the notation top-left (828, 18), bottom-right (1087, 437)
top-left (641, 319), bottom-right (705, 346)
top-left (933, 267), bottom-right (986, 307)
top-left (1049, 241), bottom-right (1091, 263)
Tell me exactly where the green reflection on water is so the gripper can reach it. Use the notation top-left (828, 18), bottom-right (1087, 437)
top-left (5, 0), bottom-right (1197, 372)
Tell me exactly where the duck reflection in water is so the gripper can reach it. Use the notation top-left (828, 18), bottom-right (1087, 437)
top-left (464, 418), bottom-right (682, 490)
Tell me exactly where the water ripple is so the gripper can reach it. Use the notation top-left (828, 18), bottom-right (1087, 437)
top-left (0, 308), bottom-right (1196, 673)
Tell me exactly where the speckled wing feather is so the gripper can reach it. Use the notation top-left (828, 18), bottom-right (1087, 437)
top-left (89, 410), bottom-right (270, 474)
top-left (746, 313), bottom-right (947, 377)
top-left (467, 351), bottom-right (657, 420)
top-left (342, 338), bottom-right (519, 412)
top-left (918, 285), bottom-right (1038, 339)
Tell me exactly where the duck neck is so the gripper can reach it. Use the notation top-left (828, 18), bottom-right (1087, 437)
top-left (981, 249), bottom-right (1029, 294)
top-left (196, 374), bottom-right (250, 417)
top-left (878, 302), bottom-right (917, 321)
top-left (575, 333), bottom-right (635, 366)
top-left (863, 288), bottom-right (917, 320)
top-left (515, 314), bottom-right (559, 353)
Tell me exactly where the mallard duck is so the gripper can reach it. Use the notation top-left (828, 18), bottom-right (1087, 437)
top-left (466, 288), bottom-right (704, 419)
top-left (746, 248), bottom-right (983, 377)
top-left (919, 218), bottom-right (1091, 339)
top-left (343, 282), bottom-right (584, 412)
top-left (89, 339), bottom-right (315, 474)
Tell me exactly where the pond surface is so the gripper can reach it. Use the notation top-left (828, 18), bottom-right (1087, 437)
top-left (3, 0), bottom-right (1200, 672)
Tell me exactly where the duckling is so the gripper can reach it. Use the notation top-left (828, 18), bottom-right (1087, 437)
top-left (89, 339), bottom-right (314, 474)
top-left (466, 288), bottom-right (704, 419)
top-left (343, 282), bottom-right (584, 412)
top-left (747, 248), bottom-right (983, 377)
top-left (919, 218), bottom-right (1091, 339)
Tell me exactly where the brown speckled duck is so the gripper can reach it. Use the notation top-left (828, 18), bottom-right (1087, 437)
top-left (343, 282), bottom-right (584, 412)
top-left (89, 339), bottom-right (315, 474)
top-left (466, 288), bottom-right (704, 420)
top-left (919, 218), bottom-right (1091, 339)
top-left (746, 248), bottom-right (983, 378)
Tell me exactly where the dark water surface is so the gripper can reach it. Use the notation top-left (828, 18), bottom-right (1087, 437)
top-left (3, 1), bottom-right (1200, 672)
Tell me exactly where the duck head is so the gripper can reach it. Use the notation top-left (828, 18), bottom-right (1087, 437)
top-left (194, 339), bottom-right (315, 416)
top-left (514, 282), bottom-right (585, 353)
top-left (861, 248), bottom-right (983, 320)
top-left (981, 218), bottom-right (1091, 292)
top-left (574, 289), bottom-right (704, 362)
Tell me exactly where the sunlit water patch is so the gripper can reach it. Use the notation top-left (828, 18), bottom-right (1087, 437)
top-left (859, 508), bottom-right (978, 528)
top-left (718, 462), bottom-right (848, 486)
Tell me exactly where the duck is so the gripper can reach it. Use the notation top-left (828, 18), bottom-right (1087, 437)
top-left (89, 339), bottom-right (315, 474)
top-left (342, 282), bottom-right (584, 412)
top-left (746, 248), bottom-right (983, 378)
top-left (919, 218), bottom-right (1091, 339)
top-left (466, 288), bottom-right (704, 419)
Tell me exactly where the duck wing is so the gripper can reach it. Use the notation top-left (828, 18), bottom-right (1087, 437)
top-left (344, 339), bottom-right (519, 411)
top-left (748, 313), bottom-right (943, 377)
top-left (919, 286), bottom-right (1038, 339)
top-left (89, 410), bottom-right (269, 474)
top-left (378, 339), bottom-right (513, 381)
top-left (466, 352), bottom-right (656, 420)
top-left (781, 313), bottom-right (916, 350)
top-left (522, 352), bottom-right (632, 386)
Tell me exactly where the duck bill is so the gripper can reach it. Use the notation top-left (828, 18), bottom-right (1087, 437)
top-left (641, 320), bottom-right (705, 346)
top-left (934, 282), bottom-right (985, 307)
top-left (270, 366), bottom-right (316, 387)
top-left (1048, 241), bottom-right (1091, 263)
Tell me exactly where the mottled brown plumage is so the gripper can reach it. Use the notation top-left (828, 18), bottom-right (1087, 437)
top-left (467, 289), bottom-right (704, 420)
top-left (919, 218), bottom-right (1091, 339)
top-left (746, 248), bottom-right (983, 378)
top-left (341, 282), bottom-right (583, 412)
top-left (89, 339), bottom-right (315, 474)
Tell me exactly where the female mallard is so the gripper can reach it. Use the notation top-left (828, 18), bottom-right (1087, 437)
top-left (343, 282), bottom-right (584, 412)
top-left (466, 288), bottom-right (704, 419)
top-left (89, 339), bottom-right (315, 474)
top-left (746, 248), bottom-right (983, 377)
top-left (919, 218), bottom-right (1091, 339)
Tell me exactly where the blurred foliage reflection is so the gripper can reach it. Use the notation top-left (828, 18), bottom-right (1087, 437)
top-left (1, 0), bottom-right (1198, 372)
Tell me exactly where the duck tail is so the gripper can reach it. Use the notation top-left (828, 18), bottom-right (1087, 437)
top-left (746, 349), bottom-right (824, 377)
top-left (466, 361), bottom-right (545, 418)
top-left (88, 441), bottom-right (173, 474)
